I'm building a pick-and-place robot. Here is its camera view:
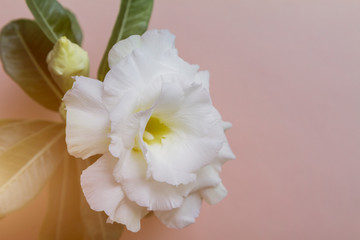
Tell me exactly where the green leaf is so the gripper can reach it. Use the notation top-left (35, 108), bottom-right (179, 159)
top-left (0, 19), bottom-right (63, 111)
top-left (39, 155), bottom-right (84, 240)
top-left (77, 158), bottom-right (124, 240)
top-left (25, 0), bottom-right (82, 45)
top-left (65, 9), bottom-right (83, 45)
top-left (97, 0), bottom-right (154, 81)
top-left (0, 120), bottom-right (66, 217)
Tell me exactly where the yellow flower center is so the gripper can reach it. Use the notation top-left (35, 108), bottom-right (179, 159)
top-left (143, 117), bottom-right (171, 145)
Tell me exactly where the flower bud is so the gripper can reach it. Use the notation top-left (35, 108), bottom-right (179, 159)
top-left (47, 36), bottom-right (89, 93)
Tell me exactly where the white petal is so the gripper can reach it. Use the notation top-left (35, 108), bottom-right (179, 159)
top-left (119, 150), bottom-right (184, 211)
top-left (63, 76), bottom-right (110, 159)
top-left (217, 141), bottom-right (236, 164)
top-left (112, 107), bottom-right (153, 182)
top-left (160, 83), bottom-right (222, 136)
top-left (103, 56), bottom-right (144, 109)
top-left (222, 121), bottom-right (232, 131)
top-left (103, 53), bottom-right (169, 110)
top-left (113, 198), bottom-right (148, 232)
top-left (200, 182), bottom-right (228, 205)
top-left (137, 80), bottom-right (234, 192)
top-left (108, 92), bottom-right (139, 157)
top-left (108, 35), bottom-right (141, 69)
top-left (123, 179), bottom-right (185, 211)
top-left (80, 154), bottom-right (124, 219)
top-left (149, 80), bottom-right (184, 119)
top-left (179, 164), bottom-right (222, 197)
top-left (143, 83), bottom-right (224, 185)
top-left (115, 150), bottom-right (147, 181)
top-left (194, 70), bottom-right (210, 91)
top-left (155, 193), bottom-right (202, 229)
top-left (145, 135), bottom-right (222, 185)
top-left (103, 30), bottom-right (198, 109)
top-left (140, 30), bottom-right (200, 79)
top-left (141, 29), bottom-right (176, 55)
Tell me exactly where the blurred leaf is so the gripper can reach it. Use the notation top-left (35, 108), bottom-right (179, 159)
top-left (97, 0), bottom-right (154, 81)
top-left (0, 19), bottom-right (63, 111)
top-left (0, 119), bottom-right (20, 128)
top-left (25, 0), bottom-right (82, 45)
top-left (39, 155), bottom-right (84, 240)
top-left (0, 120), bottom-right (54, 154)
top-left (40, 155), bottom-right (123, 240)
top-left (77, 158), bottom-right (124, 240)
top-left (0, 120), bottom-right (66, 217)
top-left (65, 9), bottom-right (83, 45)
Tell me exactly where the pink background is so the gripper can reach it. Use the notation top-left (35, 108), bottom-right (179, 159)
top-left (1, 0), bottom-right (360, 239)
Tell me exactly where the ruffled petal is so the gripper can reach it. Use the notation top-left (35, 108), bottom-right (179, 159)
top-left (222, 121), bottom-right (232, 131)
top-left (123, 179), bottom-right (185, 211)
top-left (194, 70), bottom-right (210, 91)
top-left (108, 35), bottom-right (141, 69)
top-left (108, 92), bottom-right (139, 157)
top-left (103, 56), bottom-right (144, 109)
top-left (119, 150), bottom-right (184, 211)
top-left (104, 30), bottom-right (199, 109)
top-left (217, 141), bottom-right (236, 164)
top-left (112, 106), bottom-right (153, 182)
top-left (154, 193), bottom-right (202, 229)
top-left (148, 80), bottom-right (184, 119)
top-left (113, 198), bottom-right (148, 232)
top-left (63, 76), bottom-right (110, 159)
top-left (145, 135), bottom-right (222, 185)
top-left (143, 83), bottom-right (224, 185)
top-left (141, 29), bottom-right (176, 55)
top-left (80, 154), bottom-right (124, 219)
top-left (200, 182), bottom-right (228, 205)
top-left (170, 83), bottom-right (221, 136)
top-left (179, 164), bottom-right (222, 197)
top-left (140, 30), bottom-right (200, 79)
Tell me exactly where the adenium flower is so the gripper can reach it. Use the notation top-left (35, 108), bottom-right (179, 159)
top-left (63, 30), bottom-right (235, 232)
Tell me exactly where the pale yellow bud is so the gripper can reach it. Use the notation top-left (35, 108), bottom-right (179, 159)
top-left (47, 36), bottom-right (89, 93)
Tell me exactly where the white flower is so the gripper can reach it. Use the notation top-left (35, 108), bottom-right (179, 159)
top-left (63, 30), bottom-right (235, 232)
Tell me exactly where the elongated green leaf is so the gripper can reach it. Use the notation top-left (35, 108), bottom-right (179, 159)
top-left (97, 0), bottom-right (154, 81)
top-left (39, 155), bottom-right (84, 240)
top-left (77, 158), bottom-right (124, 240)
top-left (0, 120), bottom-right (66, 216)
top-left (65, 9), bottom-right (83, 45)
top-left (0, 19), bottom-right (63, 111)
top-left (25, 0), bottom-right (82, 45)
